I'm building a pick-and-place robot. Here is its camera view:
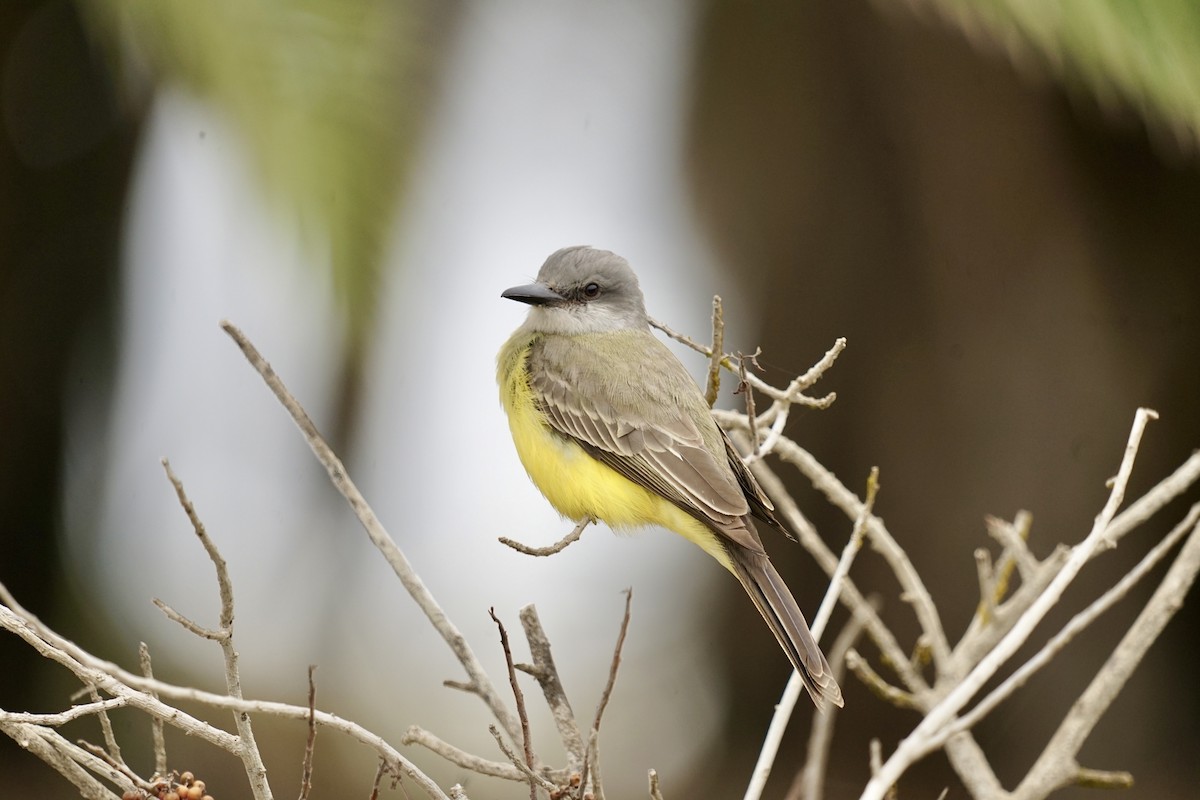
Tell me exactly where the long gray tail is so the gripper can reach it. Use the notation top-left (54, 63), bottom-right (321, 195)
top-left (728, 545), bottom-right (844, 711)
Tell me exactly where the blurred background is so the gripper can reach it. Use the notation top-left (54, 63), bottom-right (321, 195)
top-left (2, 1), bottom-right (1199, 797)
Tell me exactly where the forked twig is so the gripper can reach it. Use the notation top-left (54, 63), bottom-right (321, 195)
top-left (860, 408), bottom-right (1160, 800)
top-left (517, 605), bottom-right (585, 771)
top-left (161, 459), bottom-right (272, 800)
top-left (221, 321), bottom-right (523, 745)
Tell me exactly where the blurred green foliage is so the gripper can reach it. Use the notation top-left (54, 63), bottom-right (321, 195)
top-left (909, 0), bottom-right (1200, 148)
top-left (78, 0), bottom-right (433, 347)
top-left (73, 0), bottom-right (1200, 342)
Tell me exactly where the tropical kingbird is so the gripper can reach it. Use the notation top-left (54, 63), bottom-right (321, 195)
top-left (497, 246), bottom-right (843, 710)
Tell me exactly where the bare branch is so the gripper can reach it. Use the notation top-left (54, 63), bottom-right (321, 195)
top-left (488, 724), bottom-right (558, 794)
top-left (736, 352), bottom-right (759, 455)
top-left (490, 608), bottom-right (536, 800)
top-left (0, 722), bottom-right (125, 799)
top-left (764, 437), bottom-right (952, 674)
top-left (0, 603), bottom-right (241, 753)
top-left (83, 687), bottom-right (121, 766)
top-left (649, 768), bottom-right (665, 800)
top-left (501, 518), bottom-right (591, 557)
top-left (789, 607), bottom-right (873, 800)
top-left (1074, 768), bottom-right (1134, 790)
top-left (0, 588), bottom-right (449, 800)
top-left (986, 512), bottom-right (1037, 586)
top-left (973, 548), bottom-right (996, 624)
top-left (162, 459), bottom-right (272, 800)
top-left (718, 428), bottom-right (928, 694)
top-left (0, 698), bottom-right (128, 727)
top-left (581, 590), bottom-right (633, 800)
top-left (74, 740), bottom-right (144, 788)
top-left (299, 665), bottom-right (317, 800)
top-left (518, 604), bottom-right (585, 771)
top-left (648, 319), bottom-right (843, 410)
top-left (705, 295), bottom-right (725, 407)
top-left (845, 650), bottom-right (918, 710)
top-left (950, 503), bottom-right (1200, 739)
top-left (402, 726), bottom-right (528, 782)
top-left (745, 467), bottom-right (879, 800)
top-left (152, 597), bottom-right (226, 641)
top-left (221, 320), bottom-right (522, 745)
top-left (1100, 450), bottom-right (1200, 544)
top-left (1015, 510), bottom-right (1200, 797)
top-left (860, 407), bottom-right (1159, 800)
top-left (138, 642), bottom-right (167, 777)
top-left (369, 760), bottom-right (387, 800)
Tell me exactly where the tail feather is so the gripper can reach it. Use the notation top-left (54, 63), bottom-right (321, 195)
top-left (728, 545), bottom-right (844, 711)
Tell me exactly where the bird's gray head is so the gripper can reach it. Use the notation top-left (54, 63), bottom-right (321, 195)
top-left (502, 246), bottom-right (649, 335)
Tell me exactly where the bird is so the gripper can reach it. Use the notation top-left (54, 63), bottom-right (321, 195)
top-left (496, 246), bottom-right (843, 710)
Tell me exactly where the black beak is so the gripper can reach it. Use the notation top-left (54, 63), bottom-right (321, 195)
top-left (501, 282), bottom-right (565, 306)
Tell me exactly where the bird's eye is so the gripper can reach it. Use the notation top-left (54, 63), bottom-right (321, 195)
top-left (583, 282), bottom-right (601, 299)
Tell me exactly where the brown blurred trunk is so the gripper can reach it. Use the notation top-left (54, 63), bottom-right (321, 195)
top-left (685, 0), bottom-right (1200, 797)
top-left (0, 0), bottom-right (140, 791)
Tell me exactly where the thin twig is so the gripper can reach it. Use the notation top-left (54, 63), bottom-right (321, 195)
top-left (648, 319), bottom-right (844, 407)
top-left (402, 726), bottom-right (533, 782)
top-left (138, 643), bottom-right (167, 777)
top-left (814, 467), bottom-right (879, 638)
top-left (501, 518), bottom-right (591, 557)
top-left (788, 607), bottom-right (873, 800)
top-left (705, 296), bottom-right (725, 407)
top-left (736, 352), bottom-right (759, 455)
top-left (648, 316), bottom-right (712, 355)
top-left (221, 321), bottom-right (522, 745)
top-left (949, 502), bottom-right (1200, 739)
top-left (75, 739), bottom-right (145, 787)
top-left (87, 687), bottom-right (121, 764)
top-left (869, 738), bottom-right (882, 777)
top-left (581, 590), bottom-right (633, 800)
top-left (0, 698), bottom-right (128, 727)
top-left (845, 651), bottom-right (918, 709)
top-left (0, 590), bottom-right (449, 800)
top-left (1073, 768), bottom-right (1134, 790)
top-left (974, 548), bottom-right (996, 624)
top-left (756, 434), bottom-right (953, 674)
top-left (490, 608), bottom-right (536, 800)
top-left (648, 769), bottom-right (665, 800)
top-left (744, 467), bottom-right (878, 800)
top-left (369, 759), bottom-right (387, 800)
top-left (162, 459), bottom-right (272, 800)
top-left (517, 605), bottom-right (585, 771)
top-left (488, 725), bottom-right (557, 794)
top-left (152, 598), bottom-right (226, 640)
top-left (0, 721), bottom-right (123, 799)
top-left (716, 425), bottom-right (927, 694)
top-left (986, 512), bottom-right (1037, 586)
top-left (1015, 515), bottom-right (1200, 797)
top-left (299, 665), bottom-right (317, 800)
top-left (859, 408), bottom-right (1159, 800)
top-left (0, 604), bottom-right (242, 753)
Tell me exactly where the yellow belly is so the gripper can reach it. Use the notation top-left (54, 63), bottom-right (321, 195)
top-left (498, 336), bottom-right (732, 570)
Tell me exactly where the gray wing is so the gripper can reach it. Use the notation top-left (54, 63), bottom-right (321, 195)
top-left (720, 428), bottom-right (795, 541)
top-left (529, 331), bottom-right (765, 553)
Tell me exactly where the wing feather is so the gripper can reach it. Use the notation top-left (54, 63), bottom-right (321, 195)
top-left (528, 331), bottom-right (765, 549)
